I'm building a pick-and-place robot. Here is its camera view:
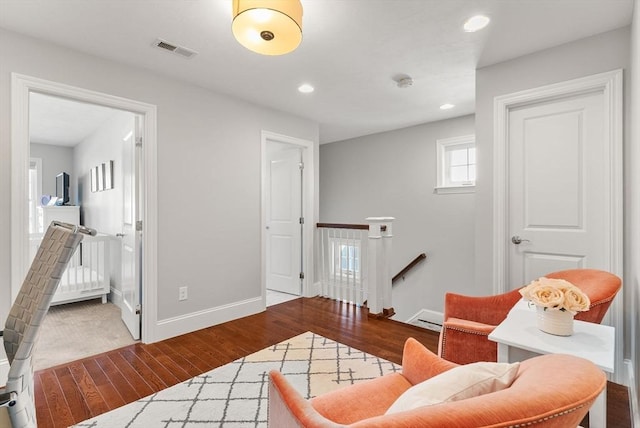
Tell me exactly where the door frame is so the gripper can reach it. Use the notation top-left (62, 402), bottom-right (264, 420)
top-left (261, 131), bottom-right (314, 305)
top-left (492, 69), bottom-right (623, 380)
top-left (10, 73), bottom-right (159, 343)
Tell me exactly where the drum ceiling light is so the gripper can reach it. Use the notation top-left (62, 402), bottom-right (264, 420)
top-left (232, 0), bottom-right (303, 55)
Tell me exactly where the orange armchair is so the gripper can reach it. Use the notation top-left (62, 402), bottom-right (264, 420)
top-left (438, 268), bottom-right (622, 365)
top-left (268, 337), bottom-right (606, 427)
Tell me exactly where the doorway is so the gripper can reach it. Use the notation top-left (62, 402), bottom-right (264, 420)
top-left (265, 142), bottom-right (303, 297)
top-left (261, 132), bottom-right (314, 307)
top-left (28, 92), bottom-right (141, 363)
top-left (10, 73), bottom-right (158, 348)
top-left (26, 93), bottom-right (139, 368)
top-left (492, 69), bottom-right (624, 380)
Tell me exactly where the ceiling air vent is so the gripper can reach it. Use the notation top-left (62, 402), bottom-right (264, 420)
top-left (173, 46), bottom-right (197, 58)
top-left (153, 38), bottom-right (198, 59)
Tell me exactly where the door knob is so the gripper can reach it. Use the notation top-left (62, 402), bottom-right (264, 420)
top-left (116, 233), bottom-right (125, 237)
top-left (511, 235), bottom-right (531, 245)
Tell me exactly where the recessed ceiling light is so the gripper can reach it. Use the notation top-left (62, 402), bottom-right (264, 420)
top-left (298, 83), bottom-right (314, 93)
top-left (463, 15), bottom-right (490, 32)
top-left (396, 77), bottom-right (413, 88)
top-left (440, 103), bottom-right (455, 110)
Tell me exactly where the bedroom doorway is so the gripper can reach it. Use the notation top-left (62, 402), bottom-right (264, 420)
top-left (10, 74), bottom-right (158, 373)
top-left (25, 92), bottom-right (140, 368)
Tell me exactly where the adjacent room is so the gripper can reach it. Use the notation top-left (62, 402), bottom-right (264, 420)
top-left (28, 93), bottom-right (139, 370)
top-left (0, 0), bottom-right (638, 427)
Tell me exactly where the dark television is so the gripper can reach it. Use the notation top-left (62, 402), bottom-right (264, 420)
top-left (55, 172), bottom-right (70, 205)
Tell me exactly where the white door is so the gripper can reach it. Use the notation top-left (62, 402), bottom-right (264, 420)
top-left (265, 143), bottom-right (302, 295)
top-left (508, 91), bottom-right (608, 287)
top-left (120, 119), bottom-right (141, 339)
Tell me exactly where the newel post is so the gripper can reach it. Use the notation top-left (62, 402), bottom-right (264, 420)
top-left (366, 217), bottom-right (395, 317)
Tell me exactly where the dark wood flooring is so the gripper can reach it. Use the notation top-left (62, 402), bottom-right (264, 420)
top-left (34, 297), bottom-right (631, 427)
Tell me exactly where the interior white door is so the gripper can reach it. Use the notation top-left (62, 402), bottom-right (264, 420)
top-left (508, 91), bottom-right (608, 288)
top-left (120, 119), bottom-right (141, 339)
top-left (266, 143), bottom-right (302, 295)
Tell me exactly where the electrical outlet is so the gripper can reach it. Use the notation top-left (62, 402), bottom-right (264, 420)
top-left (179, 286), bottom-right (188, 301)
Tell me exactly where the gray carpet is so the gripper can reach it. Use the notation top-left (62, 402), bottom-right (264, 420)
top-left (34, 299), bottom-right (136, 371)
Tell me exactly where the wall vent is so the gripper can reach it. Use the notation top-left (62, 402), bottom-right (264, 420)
top-left (153, 38), bottom-right (198, 59)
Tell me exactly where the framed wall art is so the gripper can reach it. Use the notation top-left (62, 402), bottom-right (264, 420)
top-left (104, 160), bottom-right (114, 190)
top-left (90, 166), bottom-right (98, 192)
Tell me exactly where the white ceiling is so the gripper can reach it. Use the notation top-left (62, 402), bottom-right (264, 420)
top-left (1, 0), bottom-right (633, 144)
top-left (29, 93), bottom-right (120, 147)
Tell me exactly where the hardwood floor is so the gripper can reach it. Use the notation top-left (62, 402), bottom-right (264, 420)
top-left (34, 297), bottom-right (631, 427)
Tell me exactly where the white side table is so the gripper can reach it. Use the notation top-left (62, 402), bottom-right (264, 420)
top-left (489, 300), bottom-right (614, 428)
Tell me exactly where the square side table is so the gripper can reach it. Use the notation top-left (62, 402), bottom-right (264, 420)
top-left (489, 300), bottom-right (614, 428)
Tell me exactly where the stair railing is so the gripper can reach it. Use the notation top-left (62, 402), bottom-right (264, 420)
top-left (392, 253), bottom-right (427, 284)
top-left (317, 217), bottom-right (394, 316)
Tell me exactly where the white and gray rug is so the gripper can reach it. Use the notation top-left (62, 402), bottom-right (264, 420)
top-left (73, 331), bottom-right (400, 427)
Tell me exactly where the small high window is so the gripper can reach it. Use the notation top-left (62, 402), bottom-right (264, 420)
top-left (435, 135), bottom-right (476, 194)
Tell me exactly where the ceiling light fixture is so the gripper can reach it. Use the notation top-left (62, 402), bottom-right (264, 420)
top-left (232, 0), bottom-right (303, 55)
top-left (298, 83), bottom-right (314, 93)
top-left (440, 103), bottom-right (455, 110)
top-left (463, 15), bottom-right (490, 32)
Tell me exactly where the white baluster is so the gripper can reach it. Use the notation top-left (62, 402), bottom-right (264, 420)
top-left (381, 220), bottom-right (393, 311)
top-left (323, 228), bottom-right (328, 298)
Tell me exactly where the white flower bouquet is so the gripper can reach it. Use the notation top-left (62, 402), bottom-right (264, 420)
top-left (519, 277), bottom-right (591, 315)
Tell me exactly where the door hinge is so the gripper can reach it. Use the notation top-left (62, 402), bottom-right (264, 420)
top-left (299, 161), bottom-right (304, 170)
top-left (299, 217), bottom-right (304, 224)
top-left (135, 137), bottom-right (143, 147)
top-left (136, 220), bottom-right (143, 231)
top-left (299, 272), bottom-right (305, 279)
top-left (135, 304), bottom-right (142, 315)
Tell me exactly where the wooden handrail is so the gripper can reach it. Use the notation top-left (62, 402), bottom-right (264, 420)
top-left (317, 223), bottom-right (368, 230)
top-left (316, 223), bottom-right (387, 232)
top-left (392, 253), bottom-right (427, 283)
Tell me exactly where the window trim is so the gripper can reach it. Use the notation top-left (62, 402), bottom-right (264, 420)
top-left (435, 134), bottom-right (476, 195)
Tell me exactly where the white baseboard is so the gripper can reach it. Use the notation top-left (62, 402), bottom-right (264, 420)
top-left (406, 309), bottom-right (443, 332)
top-left (154, 297), bottom-right (264, 343)
top-left (109, 287), bottom-right (123, 308)
top-left (627, 359), bottom-right (640, 428)
top-left (309, 281), bottom-right (321, 297)
top-left (0, 358), bottom-right (8, 387)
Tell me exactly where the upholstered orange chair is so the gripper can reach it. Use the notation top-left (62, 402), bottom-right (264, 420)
top-left (438, 268), bottom-right (622, 365)
top-left (268, 337), bottom-right (606, 427)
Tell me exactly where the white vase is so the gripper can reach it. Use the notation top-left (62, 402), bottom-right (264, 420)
top-left (536, 306), bottom-right (574, 336)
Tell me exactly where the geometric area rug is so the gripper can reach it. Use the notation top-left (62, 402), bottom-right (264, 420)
top-left (73, 332), bottom-right (401, 427)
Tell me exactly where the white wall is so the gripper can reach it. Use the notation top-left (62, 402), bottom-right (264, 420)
top-left (73, 110), bottom-right (135, 297)
top-left (74, 110), bottom-right (133, 235)
top-left (629, 0), bottom-right (640, 420)
top-left (0, 29), bottom-right (319, 340)
top-left (30, 142), bottom-right (74, 203)
top-left (475, 26), bottom-right (631, 289)
top-left (475, 26), bottom-right (633, 374)
top-left (319, 115), bottom-right (475, 321)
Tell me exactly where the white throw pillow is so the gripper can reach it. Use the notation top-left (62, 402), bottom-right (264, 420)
top-left (385, 361), bottom-right (520, 414)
